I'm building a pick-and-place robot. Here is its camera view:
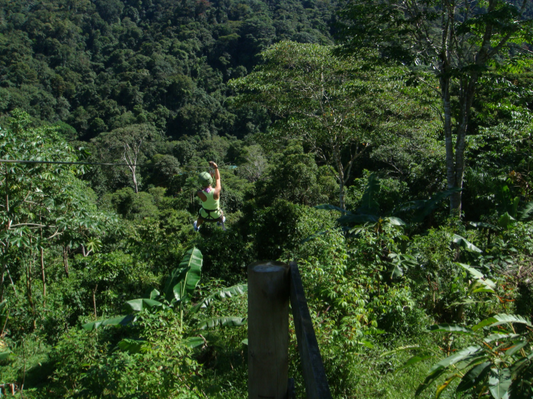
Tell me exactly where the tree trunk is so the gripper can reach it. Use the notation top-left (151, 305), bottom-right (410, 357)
top-left (93, 284), bottom-right (98, 318)
top-left (41, 247), bottom-right (46, 309)
top-left (332, 141), bottom-right (346, 211)
top-left (63, 246), bottom-right (69, 277)
top-left (442, 75), bottom-right (456, 206)
top-left (26, 252), bottom-right (35, 317)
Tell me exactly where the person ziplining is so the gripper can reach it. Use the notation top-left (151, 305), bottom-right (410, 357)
top-left (194, 161), bottom-right (226, 231)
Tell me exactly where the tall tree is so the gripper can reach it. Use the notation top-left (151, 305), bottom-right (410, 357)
top-left (336, 0), bottom-right (533, 215)
top-left (91, 124), bottom-right (159, 193)
top-left (0, 110), bottom-right (112, 311)
top-left (230, 41), bottom-right (437, 209)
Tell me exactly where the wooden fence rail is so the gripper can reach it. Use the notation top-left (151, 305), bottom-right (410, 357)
top-left (248, 261), bottom-right (332, 399)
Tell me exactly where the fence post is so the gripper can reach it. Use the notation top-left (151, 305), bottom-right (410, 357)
top-left (248, 261), bottom-right (290, 399)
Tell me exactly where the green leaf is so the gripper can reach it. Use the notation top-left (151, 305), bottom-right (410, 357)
top-left (453, 236), bottom-right (482, 253)
top-left (164, 247), bottom-right (203, 304)
top-left (504, 339), bottom-right (528, 357)
top-left (509, 352), bottom-right (533, 380)
top-left (436, 374), bottom-right (459, 398)
top-left (473, 314), bottom-right (533, 332)
top-left (519, 202), bottom-right (533, 221)
top-left (82, 314), bottom-right (135, 331)
top-left (125, 298), bottom-right (164, 312)
top-left (484, 333), bottom-right (520, 343)
top-left (182, 337), bottom-right (205, 348)
top-left (397, 355), bottom-right (433, 371)
top-left (456, 361), bottom-right (491, 394)
top-left (489, 368), bottom-right (511, 399)
top-left (359, 339), bottom-right (374, 349)
top-left (498, 212), bottom-right (515, 229)
top-left (456, 263), bottom-right (484, 279)
top-left (0, 351), bottom-right (12, 360)
top-left (118, 339), bottom-right (147, 354)
top-left (416, 346), bottom-right (481, 396)
top-left (390, 264), bottom-right (404, 278)
top-left (387, 217), bottom-right (406, 226)
top-left (190, 284), bottom-right (248, 313)
top-left (197, 316), bottom-right (246, 330)
top-left (456, 263), bottom-right (496, 292)
top-left (428, 324), bottom-right (473, 334)
top-left (398, 188), bottom-right (462, 222)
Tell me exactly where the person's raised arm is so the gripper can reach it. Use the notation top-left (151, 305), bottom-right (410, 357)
top-left (209, 161), bottom-right (222, 198)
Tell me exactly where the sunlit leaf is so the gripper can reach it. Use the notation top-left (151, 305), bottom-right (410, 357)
top-left (428, 324), bottom-right (473, 334)
top-left (197, 316), bottom-right (246, 329)
top-left (489, 368), bottom-right (511, 399)
top-left (473, 314), bottom-right (533, 332)
top-left (182, 337), bottom-right (205, 348)
top-left (190, 284), bottom-right (248, 313)
top-left (453, 236), bottom-right (482, 253)
top-left (126, 298), bottom-right (164, 312)
top-left (164, 247), bottom-right (203, 304)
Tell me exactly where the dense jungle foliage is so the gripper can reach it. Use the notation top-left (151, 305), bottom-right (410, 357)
top-left (1, 0), bottom-right (533, 397)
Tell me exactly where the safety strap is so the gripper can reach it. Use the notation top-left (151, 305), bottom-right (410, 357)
top-left (198, 207), bottom-right (221, 222)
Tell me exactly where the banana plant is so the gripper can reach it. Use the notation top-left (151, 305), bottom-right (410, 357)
top-left (411, 314), bottom-right (533, 399)
top-left (83, 247), bottom-right (247, 347)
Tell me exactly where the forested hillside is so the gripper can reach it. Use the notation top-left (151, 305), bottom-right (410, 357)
top-left (0, 0), bottom-right (336, 138)
top-left (1, 0), bottom-right (533, 398)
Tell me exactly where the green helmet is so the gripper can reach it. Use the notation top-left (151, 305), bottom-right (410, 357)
top-left (198, 171), bottom-right (213, 187)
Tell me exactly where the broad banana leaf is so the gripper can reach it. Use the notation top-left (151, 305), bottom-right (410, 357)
top-left (126, 298), bottom-right (165, 312)
top-left (428, 324), bottom-right (473, 334)
top-left (82, 314), bottom-right (135, 331)
top-left (197, 316), bottom-right (246, 330)
top-left (473, 314), bottom-right (533, 332)
top-left (397, 187), bottom-right (462, 223)
top-left (456, 263), bottom-right (496, 293)
top-left (488, 368), bottom-right (512, 399)
top-left (456, 362), bottom-right (491, 397)
top-left (164, 247), bottom-right (203, 304)
top-left (452, 235), bottom-right (482, 253)
top-left (415, 346), bottom-right (483, 396)
top-left (118, 338), bottom-right (147, 354)
top-left (182, 336), bottom-right (205, 348)
top-left (190, 284), bottom-right (248, 313)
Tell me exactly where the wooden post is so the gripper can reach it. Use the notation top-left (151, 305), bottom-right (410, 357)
top-left (289, 262), bottom-right (332, 399)
top-left (248, 261), bottom-right (290, 399)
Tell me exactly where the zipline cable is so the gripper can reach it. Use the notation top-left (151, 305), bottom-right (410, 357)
top-left (0, 159), bottom-right (138, 167)
top-left (0, 159), bottom-right (238, 170)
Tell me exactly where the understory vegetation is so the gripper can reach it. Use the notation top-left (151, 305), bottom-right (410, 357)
top-left (1, 0), bottom-right (533, 398)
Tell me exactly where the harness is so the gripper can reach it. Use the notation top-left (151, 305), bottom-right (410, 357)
top-left (198, 207), bottom-right (221, 222)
